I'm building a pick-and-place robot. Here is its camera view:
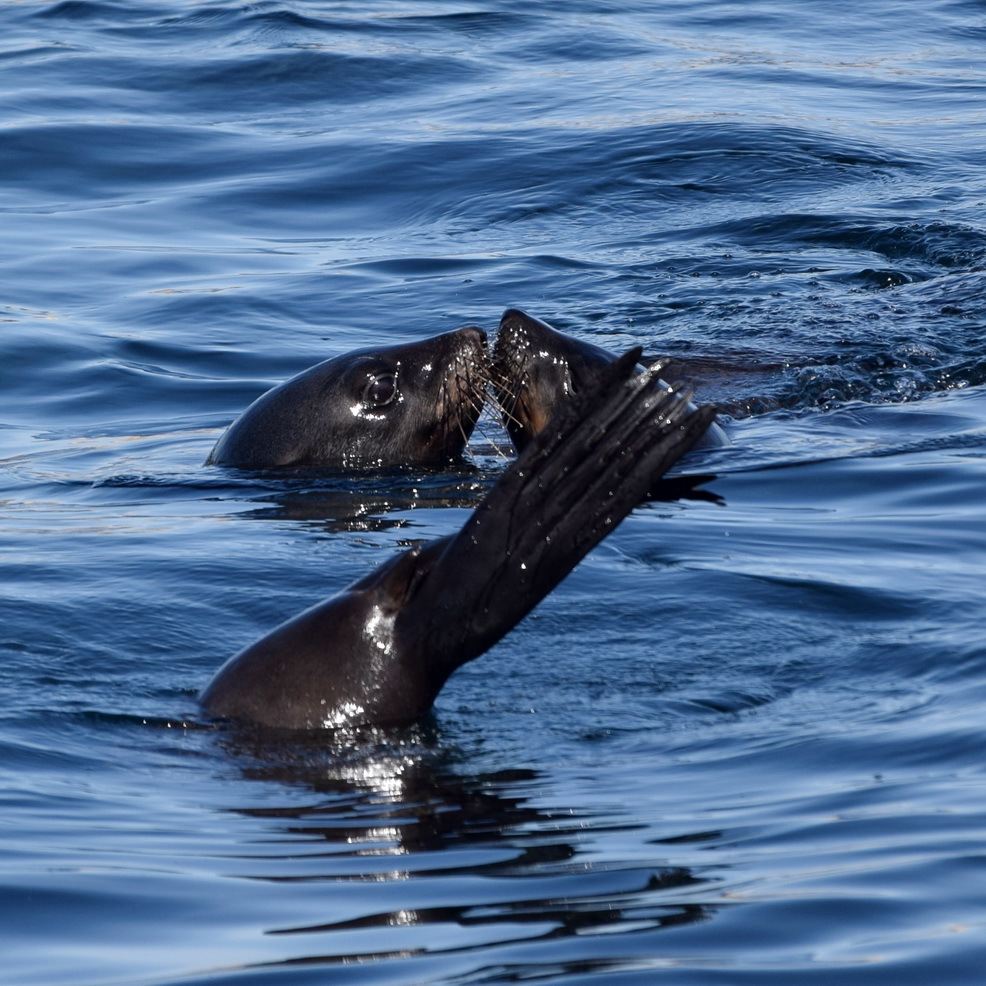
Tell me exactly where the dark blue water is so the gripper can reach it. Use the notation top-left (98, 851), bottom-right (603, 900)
top-left (3, 1), bottom-right (986, 983)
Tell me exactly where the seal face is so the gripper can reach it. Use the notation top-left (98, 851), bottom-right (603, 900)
top-left (491, 309), bottom-right (618, 453)
top-left (206, 327), bottom-right (488, 470)
top-left (491, 309), bottom-right (728, 452)
top-left (200, 347), bottom-right (717, 732)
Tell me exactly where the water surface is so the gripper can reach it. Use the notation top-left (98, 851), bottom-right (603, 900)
top-left (2, 1), bottom-right (986, 983)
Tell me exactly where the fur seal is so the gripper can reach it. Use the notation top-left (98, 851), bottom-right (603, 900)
top-left (491, 309), bottom-right (729, 453)
top-left (206, 328), bottom-right (487, 470)
top-left (199, 348), bottom-right (716, 731)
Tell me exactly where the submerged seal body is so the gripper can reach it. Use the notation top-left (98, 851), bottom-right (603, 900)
top-left (491, 309), bottom-right (728, 453)
top-left (200, 348), bottom-right (716, 731)
top-left (206, 327), bottom-right (487, 470)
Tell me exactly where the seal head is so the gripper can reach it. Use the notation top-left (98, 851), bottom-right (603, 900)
top-left (492, 309), bottom-right (728, 452)
top-left (206, 327), bottom-right (487, 470)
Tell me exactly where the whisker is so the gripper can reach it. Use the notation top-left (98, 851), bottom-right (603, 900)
top-left (486, 391), bottom-right (526, 433)
top-left (485, 357), bottom-right (516, 387)
top-left (468, 416), bottom-right (513, 461)
top-left (443, 348), bottom-right (504, 458)
top-left (484, 363), bottom-right (528, 431)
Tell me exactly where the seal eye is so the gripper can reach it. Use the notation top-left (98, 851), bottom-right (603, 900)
top-left (362, 372), bottom-right (397, 407)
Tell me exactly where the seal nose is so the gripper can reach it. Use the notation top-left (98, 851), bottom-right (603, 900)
top-left (499, 308), bottom-right (526, 331)
top-left (460, 325), bottom-right (488, 350)
top-left (499, 308), bottom-right (546, 332)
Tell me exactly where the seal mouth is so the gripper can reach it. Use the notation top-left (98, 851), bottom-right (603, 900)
top-left (433, 326), bottom-right (489, 458)
top-left (489, 309), bottom-right (562, 453)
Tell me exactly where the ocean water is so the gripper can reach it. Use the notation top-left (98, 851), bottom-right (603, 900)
top-left (3, 1), bottom-right (986, 983)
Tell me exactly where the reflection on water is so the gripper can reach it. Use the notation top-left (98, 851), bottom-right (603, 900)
top-left (237, 474), bottom-right (493, 535)
top-left (216, 729), bottom-right (713, 971)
